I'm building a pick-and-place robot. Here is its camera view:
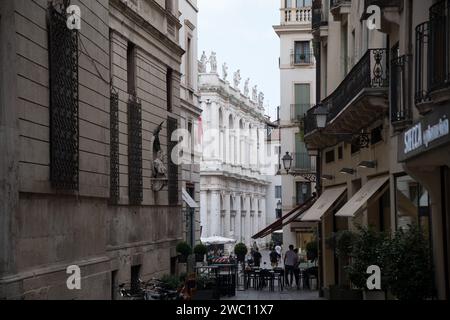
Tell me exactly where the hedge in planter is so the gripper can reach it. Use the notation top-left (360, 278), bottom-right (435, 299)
top-left (194, 243), bottom-right (207, 262)
top-left (176, 241), bottom-right (192, 263)
top-left (234, 243), bottom-right (248, 262)
top-left (384, 225), bottom-right (434, 301)
top-left (346, 227), bottom-right (389, 291)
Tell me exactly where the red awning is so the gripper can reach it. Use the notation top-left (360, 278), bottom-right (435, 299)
top-left (252, 196), bottom-right (317, 239)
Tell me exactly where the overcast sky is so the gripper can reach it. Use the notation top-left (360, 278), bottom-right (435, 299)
top-left (198, 0), bottom-right (280, 121)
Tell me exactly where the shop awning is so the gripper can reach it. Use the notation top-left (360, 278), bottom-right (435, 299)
top-left (335, 175), bottom-right (389, 217)
top-left (182, 188), bottom-right (199, 208)
top-left (252, 196), bottom-right (317, 239)
top-left (300, 186), bottom-right (347, 222)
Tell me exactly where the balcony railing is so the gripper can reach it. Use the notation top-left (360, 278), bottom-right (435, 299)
top-left (415, 0), bottom-right (450, 106)
top-left (364, 0), bottom-right (401, 9)
top-left (312, 0), bottom-right (328, 30)
top-left (294, 152), bottom-right (312, 172)
top-left (291, 52), bottom-right (314, 65)
top-left (331, 0), bottom-right (350, 9)
top-left (429, 0), bottom-right (450, 93)
top-left (305, 49), bottom-right (389, 135)
top-left (282, 7), bottom-right (312, 24)
top-left (391, 55), bottom-right (411, 124)
top-left (291, 104), bottom-right (314, 123)
top-left (415, 22), bottom-right (430, 105)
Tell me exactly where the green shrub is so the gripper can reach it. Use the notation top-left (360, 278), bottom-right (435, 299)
top-left (234, 243), bottom-right (248, 256)
top-left (194, 243), bottom-right (207, 256)
top-left (160, 274), bottom-right (181, 290)
top-left (346, 227), bottom-right (388, 290)
top-left (385, 225), bottom-right (434, 300)
top-left (306, 241), bottom-right (318, 261)
top-left (176, 241), bottom-right (192, 257)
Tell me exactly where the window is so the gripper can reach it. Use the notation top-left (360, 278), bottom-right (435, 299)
top-left (127, 42), bottom-right (136, 94)
top-left (165, 0), bottom-right (173, 12)
top-left (294, 83), bottom-right (311, 120)
top-left (395, 175), bottom-right (430, 236)
top-left (188, 121), bottom-right (194, 163)
top-left (48, 4), bottom-right (79, 191)
top-left (371, 125), bottom-right (383, 145)
top-left (293, 41), bottom-right (311, 64)
top-left (166, 68), bottom-right (173, 112)
top-left (186, 36), bottom-right (192, 87)
top-left (351, 143), bottom-right (361, 155)
top-left (167, 117), bottom-right (179, 204)
top-left (338, 146), bottom-right (343, 160)
top-left (130, 265), bottom-right (141, 294)
top-left (295, 0), bottom-right (312, 7)
top-left (296, 182), bottom-right (311, 205)
top-left (325, 150), bottom-right (335, 163)
top-left (275, 186), bottom-right (282, 199)
top-left (111, 271), bottom-right (118, 300)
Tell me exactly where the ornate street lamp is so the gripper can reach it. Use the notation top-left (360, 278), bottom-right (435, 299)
top-left (276, 201), bottom-right (282, 219)
top-left (282, 152), bottom-right (293, 174)
top-left (313, 104), bottom-right (329, 129)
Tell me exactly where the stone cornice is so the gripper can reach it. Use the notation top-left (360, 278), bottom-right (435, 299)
top-left (110, 0), bottom-right (185, 57)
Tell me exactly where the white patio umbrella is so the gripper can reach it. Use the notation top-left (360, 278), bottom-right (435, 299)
top-left (200, 236), bottom-right (237, 245)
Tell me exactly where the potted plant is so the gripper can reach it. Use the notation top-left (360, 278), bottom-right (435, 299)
top-left (194, 243), bottom-right (207, 263)
top-left (160, 274), bottom-right (182, 291)
top-left (192, 275), bottom-right (218, 300)
top-left (384, 225), bottom-right (434, 301)
top-left (325, 230), bottom-right (362, 300)
top-left (234, 243), bottom-right (248, 262)
top-left (346, 227), bottom-right (388, 300)
top-left (306, 240), bottom-right (318, 262)
top-left (176, 241), bottom-right (192, 263)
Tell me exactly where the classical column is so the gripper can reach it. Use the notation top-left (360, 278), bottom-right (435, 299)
top-left (224, 193), bottom-right (231, 238)
top-left (210, 191), bottom-right (221, 236)
top-left (245, 196), bottom-right (252, 246)
top-left (259, 197), bottom-right (267, 246)
top-left (200, 191), bottom-right (208, 238)
top-left (235, 195), bottom-right (242, 242)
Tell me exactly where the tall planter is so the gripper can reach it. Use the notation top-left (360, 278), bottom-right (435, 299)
top-left (176, 242), bottom-right (192, 264)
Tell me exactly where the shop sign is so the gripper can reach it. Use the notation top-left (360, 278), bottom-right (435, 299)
top-left (399, 109), bottom-right (450, 162)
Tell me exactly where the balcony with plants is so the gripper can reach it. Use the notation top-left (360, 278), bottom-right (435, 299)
top-left (304, 49), bottom-right (390, 149)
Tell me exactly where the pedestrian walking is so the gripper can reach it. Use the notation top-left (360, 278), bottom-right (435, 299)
top-left (284, 245), bottom-right (297, 288)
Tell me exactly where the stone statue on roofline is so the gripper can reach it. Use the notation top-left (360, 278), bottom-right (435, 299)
top-left (258, 92), bottom-right (265, 108)
top-left (233, 70), bottom-right (241, 89)
top-left (222, 63), bottom-right (228, 81)
top-left (244, 78), bottom-right (250, 97)
top-left (252, 85), bottom-right (258, 102)
top-left (199, 51), bottom-right (207, 73)
top-left (209, 52), bottom-right (217, 73)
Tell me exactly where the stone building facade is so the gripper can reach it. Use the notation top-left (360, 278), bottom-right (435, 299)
top-left (300, 0), bottom-right (449, 300)
top-left (178, 0), bottom-right (202, 248)
top-left (0, 0), bottom-right (184, 299)
top-left (274, 0), bottom-right (317, 250)
top-left (198, 56), bottom-right (270, 247)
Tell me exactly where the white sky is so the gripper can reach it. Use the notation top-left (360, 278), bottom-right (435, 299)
top-left (198, 0), bottom-right (280, 121)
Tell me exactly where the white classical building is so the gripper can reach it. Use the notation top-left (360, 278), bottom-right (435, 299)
top-left (198, 53), bottom-right (271, 247)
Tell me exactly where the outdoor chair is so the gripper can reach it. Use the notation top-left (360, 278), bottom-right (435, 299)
top-left (273, 268), bottom-right (284, 291)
